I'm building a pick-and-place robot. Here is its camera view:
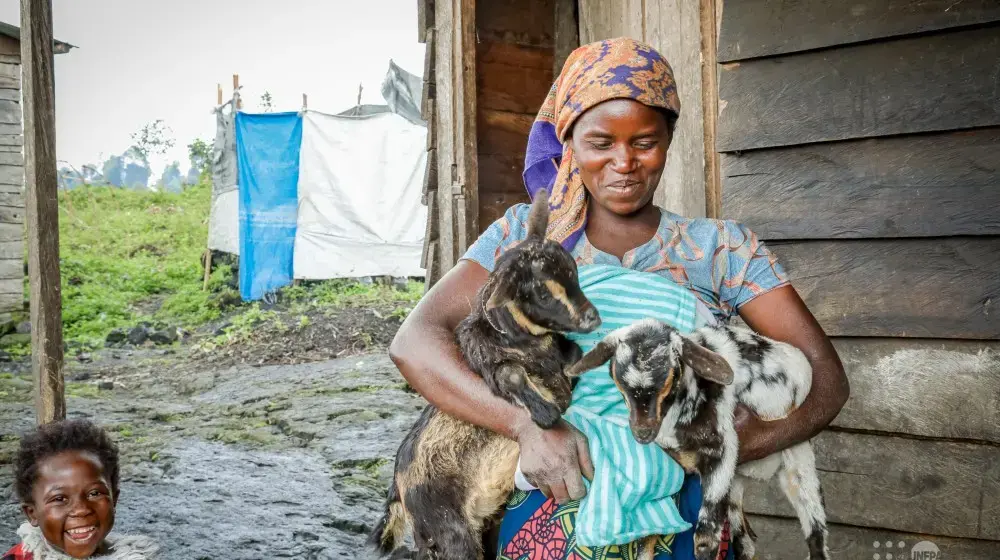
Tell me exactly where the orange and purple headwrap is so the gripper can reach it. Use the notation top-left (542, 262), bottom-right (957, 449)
top-left (523, 37), bottom-right (681, 249)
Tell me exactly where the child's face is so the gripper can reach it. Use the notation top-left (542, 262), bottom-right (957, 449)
top-left (22, 450), bottom-right (116, 559)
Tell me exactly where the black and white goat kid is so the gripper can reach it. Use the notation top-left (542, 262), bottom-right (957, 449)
top-left (370, 189), bottom-right (601, 560)
top-left (567, 319), bottom-right (829, 560)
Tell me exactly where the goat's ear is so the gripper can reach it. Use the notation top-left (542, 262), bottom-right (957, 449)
top-left (566, 334), bottom-right (619, 378)
top-left (526, 188), bottom-right (551, 240)
top-left (679, 336), bottom-right (734, 385)
top-left (484, 280), bottom-right (511, 311)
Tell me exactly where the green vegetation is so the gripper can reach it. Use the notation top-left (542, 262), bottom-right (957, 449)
top-left (8, 181), bottom-right (425, 352)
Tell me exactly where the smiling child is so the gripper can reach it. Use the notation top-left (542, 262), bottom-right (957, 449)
top-left (4, 419), bottom-right (159, 560)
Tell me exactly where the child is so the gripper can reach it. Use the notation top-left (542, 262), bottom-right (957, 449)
top-left (4, 419), bottom-right (159, 560)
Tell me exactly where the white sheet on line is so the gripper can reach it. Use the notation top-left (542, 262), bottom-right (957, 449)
top-left (293, 110), bottom-right (428, 279)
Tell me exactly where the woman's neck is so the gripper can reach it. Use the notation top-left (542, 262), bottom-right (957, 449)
top-left (585, 201), bottom-right (662, 260)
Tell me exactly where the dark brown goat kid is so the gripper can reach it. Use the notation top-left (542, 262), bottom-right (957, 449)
top-left (369, 189), bottom-right (601, 560)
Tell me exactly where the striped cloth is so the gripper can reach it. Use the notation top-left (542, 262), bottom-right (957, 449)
top-left (561, 263), bottom-right (698, 547)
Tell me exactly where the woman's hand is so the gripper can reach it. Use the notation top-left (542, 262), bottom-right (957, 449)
top-left (733, 404), bottom-right (775, 463)
top-left (516, 418), bottom-right (595, 504)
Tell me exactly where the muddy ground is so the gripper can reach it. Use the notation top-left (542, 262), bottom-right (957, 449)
top-left (0, 305), bottom-right (424, 559)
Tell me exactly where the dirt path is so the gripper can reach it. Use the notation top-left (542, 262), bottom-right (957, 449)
top-left (0, 350), bottom-right (424, 559)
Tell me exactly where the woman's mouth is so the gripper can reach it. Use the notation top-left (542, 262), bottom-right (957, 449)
top-left (604, 180), bottom-right (643, 198)
top-left (64, 525), bottom-right (99, 544)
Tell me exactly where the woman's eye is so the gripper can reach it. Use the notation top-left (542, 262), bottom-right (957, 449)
top-left (588, 142), bottom-right (611, 150)
top-left (634, 141), bottom-right (657, 150)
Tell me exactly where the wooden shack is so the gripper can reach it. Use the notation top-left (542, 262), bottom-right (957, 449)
top-left (0, 21), bottom-right (71, 320)
top-left (418, 0), bottom-right (1000, 557)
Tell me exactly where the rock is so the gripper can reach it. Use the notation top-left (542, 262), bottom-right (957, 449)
top-left (0, 333), bottom-right (31, 346)
top-left (0, 315), bottom-right (16, 337)
top-left (127, 326), bottom-right (149, 345)
top-left (0, 350), bottom-right (11, 362)
top-left (15, 321), bottom-right (30, 334)
top-left (213, 323), bottom-right (232, 337)
top-left (391, 276), bottom-right (409, 291)
top-left (70, 371), bottom-right (92, 381)
top-left (76, 352), bottom-right (93, 363)
top-left (105, 328), bottom-right (128, 346)
top-left (98, 381), bottom-right (114, 391)
top-left (149, 328), bottom-right (179, 345)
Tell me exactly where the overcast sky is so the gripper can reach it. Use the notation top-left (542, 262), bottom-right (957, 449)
top-left (0, 0), bottom-right (425, 175)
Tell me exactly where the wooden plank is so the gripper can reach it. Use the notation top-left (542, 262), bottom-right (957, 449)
top-left (722, 128), bottom-right (1000, 239)
top-left (0, 164), bottom-right (23, 185)
top-left (0, 55), bottom-right (20, 64)
top-left (479, 191), bottom-right (529, 232)
top-left (0, 76), bottom-right (19, 90)
top-left (0, 205), bottom-right (24, 225)
top-left (0, 151), bottom-right (23, 167)
top-left (830, 338), bottom-right (1000, 444)
top-left (719, 0), bottom-right (1000, 62)
top-left (422, 147), bottom-right (437, 199)
top-left (748, 515), bottom-right (1000, 560)
top-left (0, 290), bottom-right (22, 313)
top-left (433, 0), bottom-right (456, 275)
top-left (0, 222), bottom-right (22, 242)
top-left (717, 26), bottom-right (1000, 152)
top-left (553, 0), bottom-right (579, 75)
top-left (702, 0), bottom-right (722, 219)
top-left (646, 0), bottom-right (707, 218)
top-left (0, 123), bottom-right (23, 136)
top-left (417, 0), bottom-right (428, 43)
top-left (578, 0), bottom-right (643, 44)
top-left (21, 0), bottom-right (65, 424)
top-left (0, 63), bottom-right (18, 79)
top-left (772, 238), bottom-right (1000, 339)
top-left (0, 99), bottom-right (20, 125)
top-left (478, 109), bottom-right (532, 156)
top-left (0, 134), bottom-right (23, 146)
top-left (0, 88), bottom-right (20, 102)
top-left (476, 40), bottom-right (553, 114)
top-left (477, 0), bottom-right (555, 48)
top-left (743, 431), bottom-right (1000, 540)
top-left (478, 153), bottom-right (524, 195)
top-left (455, 0), bottom-right (478, 257)
top-left (0, 258), bottom-right (22, 280)
top-left (0, 239), bottom-right (21, 259)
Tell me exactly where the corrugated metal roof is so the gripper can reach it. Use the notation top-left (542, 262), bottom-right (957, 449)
top-left (0, 20), bottom-right (75, 54)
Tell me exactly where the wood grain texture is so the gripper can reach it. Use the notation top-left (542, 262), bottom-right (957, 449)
top-left (0, 164), bottom-right (23, 185)
top-left (0, 99), bottom-right (20, 125)
top-left (21, 0), bottom-right (65, 424)
top-left (433, 0), bottom-right (456, 275)
top-left (701, 0), bottom-right (722, 219)
top-left (0, 134), bottom-right (23, 146)
top-left (718, 0), bottom-right (1000, 62)
top-left (717, 26), bottom-right (1000, 152)
top-left (771, 238), bottom-right (1000, 338)
top-left (748, 515), bottom-right (1000, 559)
top-left (0, 258), bottom-right (21, 280)
top-left (0, 290), bottom-right (22, 312)
top-left (722, 128), bottom-right (1000, 239)
top-left (0, 240), bottom-right (21, 259)
top-left (478, 109), bottom-right (532, 156)
top-left (578, 0), bottom-right (643, 44)
top-left (0, 151), bottom-right (23, 167)
top-left (476, 40), bottom-right (552, 114)
top-left (743, 431), bottom-right (1000, 540)
top-left (477, 0), bottom-right (554, 48)
top-left (646, 0), bottom-right (707, 218)
top-left (553, 0), bottom-right (579, 75)
top-left (479, 190), bottom-right (529, 233)
top-left (478, 153), bottom-right (524, 196)
top-left (0, 88), bottom-right (19, 102)
top-left (0, 222), bottom-right (22, 242)
top-left (830, 338), bottom-right (1000, 444)
top-left (0, 205), bottom-right (24, 225)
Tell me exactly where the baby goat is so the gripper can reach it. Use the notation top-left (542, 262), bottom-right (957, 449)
top-left (370, 189), bottom-right (601, 560)
top-left (567, 319), bottom-right (829, 560)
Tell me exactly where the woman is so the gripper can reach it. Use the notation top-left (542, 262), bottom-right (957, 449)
top-left (390, 38), bottom-right (849, 559)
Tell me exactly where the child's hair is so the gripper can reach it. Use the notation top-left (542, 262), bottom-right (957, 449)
top-left (14, 418), bottom-right (120, 503)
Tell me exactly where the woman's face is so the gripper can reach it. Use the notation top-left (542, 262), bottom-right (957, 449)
top-left (570, 99), bottom-right (672, 216)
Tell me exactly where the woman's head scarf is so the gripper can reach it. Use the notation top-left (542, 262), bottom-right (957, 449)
top-left (523, 37), bottom-right (681, 249)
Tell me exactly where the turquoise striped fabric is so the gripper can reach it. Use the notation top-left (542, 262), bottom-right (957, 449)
top-left (563, 264), bottom-right (698, 547)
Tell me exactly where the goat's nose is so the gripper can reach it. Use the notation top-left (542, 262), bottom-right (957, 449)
top-left (579, 306), bottom-right (601, 332)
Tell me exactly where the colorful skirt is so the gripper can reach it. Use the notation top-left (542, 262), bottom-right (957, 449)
top-left (496, 474), bottom-right (733, 560)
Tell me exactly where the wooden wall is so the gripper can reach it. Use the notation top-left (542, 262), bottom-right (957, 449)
top-left (474, 0), bottom-right (556, 229)
top-left (0, 53), bottom-right (22, 315)
top-left (578, 0), bottom-right (709, 218)
top-left (713, 1), bottom-right (1000, 557)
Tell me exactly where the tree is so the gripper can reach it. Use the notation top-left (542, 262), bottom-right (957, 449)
top-left (129, 119), bottom-right (176, 163)
top-left (187, 138), bottom-right (212, 180)
top-left (259, 91), bottom-right (274, 112)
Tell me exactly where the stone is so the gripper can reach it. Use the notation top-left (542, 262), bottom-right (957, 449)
top-left (70, 371), bottom-right (92, 381)
top-left (127, 326), bottom-right (149, 345)
top-left (0, 333), bottom-right (30, 346)
top-left (149, 328), bottom-right (179, 345)
top-left (15, 321), bottom-right (29, 334)
top-left (105, 328), bottom-right (128, 346)
top-left (0, 349), bottom-right (10, 362)
top-left (76, 352), bottom-right (93, 363)
top-left (98, 381), bottom-right (114, 391)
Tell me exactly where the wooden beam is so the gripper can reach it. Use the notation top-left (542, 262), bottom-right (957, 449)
top-left (701, 0), bottom-right (722, 218)
top-left (553, 0), bottom-right (579, 75)
top-left (21, 0), bottom-right (64, 425)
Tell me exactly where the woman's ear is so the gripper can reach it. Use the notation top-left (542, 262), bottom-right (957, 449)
top-left (22, 503), bottom-right (38, 526)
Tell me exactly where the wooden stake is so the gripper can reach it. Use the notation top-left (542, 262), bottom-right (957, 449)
top-left (357, 83), bottom-right (363, 107)
top-left (202, 249), bottom-right (212, 291)
top-left (21, 0), bottom-right (65, 425)
top-left (302, 93), bottom-right (308, 110)
top-left (233, 74), bottom-right (242, 110)
top-left (217, 83), bottom-right (223, 106)
top-left (701, 0), bottom-right (722, 218)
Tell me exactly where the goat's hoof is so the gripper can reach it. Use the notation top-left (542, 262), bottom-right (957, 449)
top-left (693, 530), bottom-right (721, 560)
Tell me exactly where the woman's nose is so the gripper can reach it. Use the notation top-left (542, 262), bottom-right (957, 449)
top-left (68, 497), bottom-right (93, 516)
top-left (609, 145), bottom-right (637, 174)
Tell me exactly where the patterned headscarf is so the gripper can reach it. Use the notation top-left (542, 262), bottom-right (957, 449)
top-left (523, 37), bottom-right (681, 250)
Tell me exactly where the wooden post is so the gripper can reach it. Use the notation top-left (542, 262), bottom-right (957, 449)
top-left (202, 250), bottom-right (212, 291)
top-left (357, 83), bottom-right (363, 107)
top-left (217, 83), bottom-right (223, 106)
top-left (21, 0), bottom-right (65, 424)
top-left (233, 74), bottom-right (242, 110)
top-left (700, 0), bottom-right (722, 218)
top-left (302, 93), bottom-right (308, 110)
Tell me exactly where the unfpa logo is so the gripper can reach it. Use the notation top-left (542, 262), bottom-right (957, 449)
top-left (872, 540), bottom-right (941, 560)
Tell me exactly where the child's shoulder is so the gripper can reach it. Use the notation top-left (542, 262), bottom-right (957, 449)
top-left (2, 542), bottom-right (32, 560)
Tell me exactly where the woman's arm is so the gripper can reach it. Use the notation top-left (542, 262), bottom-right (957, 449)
top-left (732, 284), bottom-right (850, 463)
top-left (389, 260), bottom-right (594, 502)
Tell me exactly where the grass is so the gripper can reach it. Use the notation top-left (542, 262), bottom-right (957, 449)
top-left (53, 180), bottom-right (229, 347)
top-left (10, 181), bottom-right (425, 351)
